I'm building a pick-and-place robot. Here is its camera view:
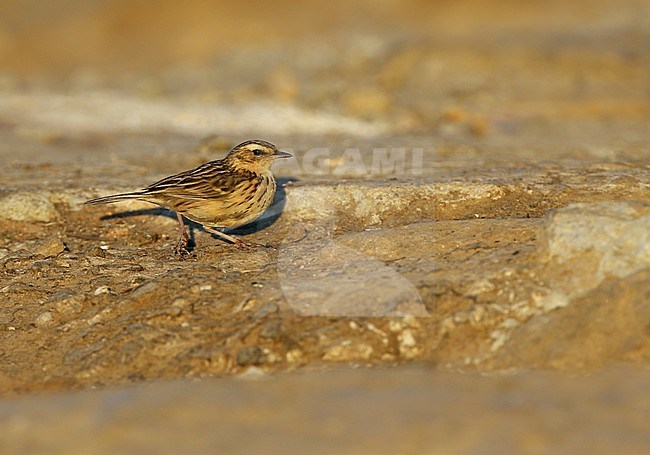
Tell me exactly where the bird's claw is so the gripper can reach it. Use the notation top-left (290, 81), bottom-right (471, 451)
top-left (174, 238), bottom-right (194, 258)
top-left (234, 240), bottom-right (253, 249)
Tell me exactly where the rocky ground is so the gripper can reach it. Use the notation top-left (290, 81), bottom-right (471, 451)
top-left (0, 0), bottom-right (649, 452)
top-left (1, 144), bottom-right (649, 393)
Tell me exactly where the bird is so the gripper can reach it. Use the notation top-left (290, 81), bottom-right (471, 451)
top-left (86, 139), bottom-right (292, 255)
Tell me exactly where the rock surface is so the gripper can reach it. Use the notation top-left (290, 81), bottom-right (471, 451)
top-left (495, 268), bottom-right (650, 370)
top-left (540, 201), bottom-right (650, 290)
top-left (0, 0), bottom-right (648, 451)
top-left (0, 192), bottom-right (59, 223)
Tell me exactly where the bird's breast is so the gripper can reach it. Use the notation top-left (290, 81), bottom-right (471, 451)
top-left (180, 172), bottom-right (277, 229)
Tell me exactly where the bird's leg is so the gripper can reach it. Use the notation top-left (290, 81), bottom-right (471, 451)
top-left (173, 213), bottom-right (191, 255)
top-left (203, 226), bottom-right (250, 248)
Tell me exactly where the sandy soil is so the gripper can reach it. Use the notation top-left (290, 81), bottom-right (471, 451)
top-left (0, 0), bottom-right (649, 452)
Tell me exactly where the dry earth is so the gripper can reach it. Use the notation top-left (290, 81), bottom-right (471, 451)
top-left (0, 0), bottom-right (649, 452)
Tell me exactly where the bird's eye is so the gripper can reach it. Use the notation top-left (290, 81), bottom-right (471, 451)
top-left (252, 149), bottom-right (263, 156)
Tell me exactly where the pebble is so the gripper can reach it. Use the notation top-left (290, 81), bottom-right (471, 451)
top-left (87, 308), bottom-right (112, 325)
top-left (397, 329), bottom-right (421, 359)
top-left (285, 349), bottom-right (303, 363)
top-left (388, 320), bottom-right (403, 332)
top-left (130, 282), bottom-right (158, 298)
top-left (34, 311), bottom-right (54, 328)
top-left (29, 235), bottom-right (66, 258)
top-left (0, 191), bottom-right (59, 222)
top-left (541, 201), bottom-right (650, 282)
top-left (46, 290), bottom-right (84, 315)
top-left (94, 285), bottom-right (111, 296)
top-left (399, 329), bottom-right (416, 347)
top-left (236, 366), bottom-right (268, 380)
top-left (190, 284), bottom-right (213, 293)
top-left (323, 342), bottom-right (374, 361)
top-left (236, 346), bottom-right (263, 366)
top-left (258, 320), bottom-right (283, 340)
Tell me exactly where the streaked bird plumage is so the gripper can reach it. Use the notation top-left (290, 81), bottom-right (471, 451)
top-left (86, 139), bottom-right (291, 254)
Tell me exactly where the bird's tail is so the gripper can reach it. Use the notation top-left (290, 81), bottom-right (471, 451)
top-left (85, 191), bottom-right (147, 205)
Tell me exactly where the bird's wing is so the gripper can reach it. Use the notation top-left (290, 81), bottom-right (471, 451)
top-left (142, 160), bottom-right (254, 200)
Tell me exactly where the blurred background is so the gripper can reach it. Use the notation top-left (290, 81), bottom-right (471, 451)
top-left (0, 0), bottom-right (648, 160)
top-left (1, 3), bottom-right (649, 451)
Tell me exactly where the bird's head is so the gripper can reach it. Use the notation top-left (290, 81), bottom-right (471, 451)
top-left (225, 140), bottom-right (292, 173)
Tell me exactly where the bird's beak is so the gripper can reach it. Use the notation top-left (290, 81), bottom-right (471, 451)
top-left (273, 150), bottom-right (292, 159)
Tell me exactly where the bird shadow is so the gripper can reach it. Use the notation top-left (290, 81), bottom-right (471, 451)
top-left (98, 177), bottom-right (298, 251)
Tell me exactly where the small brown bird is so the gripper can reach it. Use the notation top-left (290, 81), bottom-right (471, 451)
top-left (86, 139), bottom-right (291, 254)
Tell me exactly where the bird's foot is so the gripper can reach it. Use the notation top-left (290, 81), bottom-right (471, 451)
top-left (174, 246), bottom-right (193, 258)
top-left (173, 237), bottom-right (194, 258)
top-left (233, 240), bottom-right (275, 250)
top-left (174, 246), bottom-right (194, 258)
top-left (233, 239), bottom-right (254, 249)
top-left (203, 226), bottom-right (255, 249)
